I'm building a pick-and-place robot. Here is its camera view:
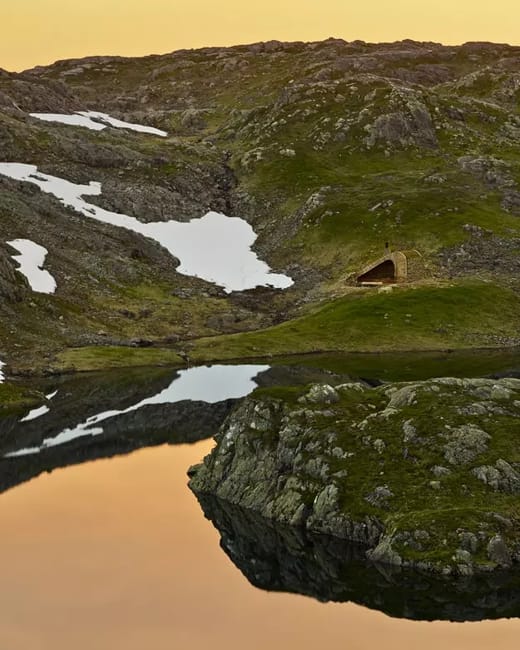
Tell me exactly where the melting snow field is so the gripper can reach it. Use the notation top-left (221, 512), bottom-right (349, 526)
top-left (7, 239), bottom-right (57, 294)
top-left (6, 364), bottom-right (269, 456)
top-left (30, 111), bottom-right (168, 137)
top-left (0, 163), bottom-right (294, 292)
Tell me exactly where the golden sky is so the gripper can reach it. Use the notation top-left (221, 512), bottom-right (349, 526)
top-left (1, 0), bottom-right (519, 72)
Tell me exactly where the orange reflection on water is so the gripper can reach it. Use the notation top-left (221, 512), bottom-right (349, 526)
top-left (0, 441), bottom-right (518, 650)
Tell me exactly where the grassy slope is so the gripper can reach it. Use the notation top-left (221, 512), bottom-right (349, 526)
top-left (34, 43), bottom-right (520, 282)
top-left (189, 282), bottom-right (520, 361)
top-left (50, 346), bottom-right (184, 374)
top-left (39, 281), bottom-right (520, 375)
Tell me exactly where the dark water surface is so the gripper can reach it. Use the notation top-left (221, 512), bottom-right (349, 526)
top-left (0, 356), bottom-right (519, 648)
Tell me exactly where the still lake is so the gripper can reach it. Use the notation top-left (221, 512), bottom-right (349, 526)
top-left (0, 351), bottom-right (519, 649)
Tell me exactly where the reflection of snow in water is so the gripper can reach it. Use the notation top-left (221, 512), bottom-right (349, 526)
top-left (6, 365), bottom-right (269, 456)
top-left (19, 391), bottom-right (58, 423)
top-left (0, 163), bottom-right (294, 293)
top-left (7, 239), bottom-right (57, 294)
top-left (30, 111), bottom-right (168, 137)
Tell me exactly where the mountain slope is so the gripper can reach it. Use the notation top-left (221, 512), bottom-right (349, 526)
top-left (0, 39), bottom-right (519, 374)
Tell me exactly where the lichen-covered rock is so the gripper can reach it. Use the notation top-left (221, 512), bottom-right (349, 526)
top-left (190, 376), bottom-right (520, 575)
top-left (442, 424), bottom-right (491, 465)
top-left (300, 383), bottom-right (339, 404)
top-left (459, 531), bottom-right (479, 554)
top-left (364, 103), bottom-right (438, 149)
top-left (386, 384), bottom-right (418, 409)
top-left (365, 485), bottom-right (394, 508)
top-left (473, 459), bottom-right (520, 494)
top-left (366, 536), bottom-right (403, 566)
top-left (487, 535), bottom-right (513, 568)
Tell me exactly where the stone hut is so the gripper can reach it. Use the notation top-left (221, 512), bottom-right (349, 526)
top-left (356, 250), bottom-right (425, 285)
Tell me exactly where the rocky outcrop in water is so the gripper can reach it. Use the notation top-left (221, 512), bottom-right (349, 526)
top-left (190, 377), bottom-right (520, 575)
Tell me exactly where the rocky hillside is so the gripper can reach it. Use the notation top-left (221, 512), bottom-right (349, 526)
top-left (1, 39), bottom-right (520, 374)
top-left (190, 377), bottom-right (520, 575)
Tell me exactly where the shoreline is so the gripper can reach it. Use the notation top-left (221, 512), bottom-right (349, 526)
top-left (3, 342), bottom-right (520, 380)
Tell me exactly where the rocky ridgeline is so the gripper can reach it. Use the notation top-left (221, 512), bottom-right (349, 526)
top-left (190, 376), bottom-right (520, 575)
top-left (13, 39), bottom-right (520, 160)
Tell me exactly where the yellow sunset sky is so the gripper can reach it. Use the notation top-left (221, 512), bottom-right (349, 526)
top-left (1, 0), bottom-right (519, 72)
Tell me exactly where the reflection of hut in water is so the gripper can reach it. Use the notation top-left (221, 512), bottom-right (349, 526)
top-left (355, 249), bottom-right (426, 286)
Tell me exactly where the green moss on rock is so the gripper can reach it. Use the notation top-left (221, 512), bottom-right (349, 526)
top-left (190, 376), bottom-right (520, 575)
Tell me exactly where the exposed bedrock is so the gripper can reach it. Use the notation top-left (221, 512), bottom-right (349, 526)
top-left (189, 377), bottom-right (520, 575)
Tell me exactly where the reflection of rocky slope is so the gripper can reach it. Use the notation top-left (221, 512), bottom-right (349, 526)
top-left (255, 364), bottom-right (353, 388)
top-left (0, 363), bottom-right (344, 495)
top-left (0, 367), bottom-right (175, 448)
top-left (0, 399), bottom-right (233, 496)
top-left (190, 377), bottom-right (520, 575)
top-left (0, 363), bottom-right (347, 454)
top-left (195, 494), bottom-right (520, 622)
top-left (0, 367), bottom-right (237, 495)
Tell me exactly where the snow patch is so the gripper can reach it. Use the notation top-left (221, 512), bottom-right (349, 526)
top-left (7, 238), bottom-right (57, 294)
top-left (30, 111), bottom-right (168, 137)
top-left (30, 113), bottom-right (105, 131)
top-left (0, 163), bottom-right (293, 293)
top-left (19, 390), bottom-right (58, 423)
top-left (5, 364), bottom-right (269, 456)
top-left (20, 405), bottom-right (50, 423)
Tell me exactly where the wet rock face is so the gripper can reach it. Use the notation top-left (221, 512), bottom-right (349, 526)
top-left (189, 377), bottom-right (520, 575)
